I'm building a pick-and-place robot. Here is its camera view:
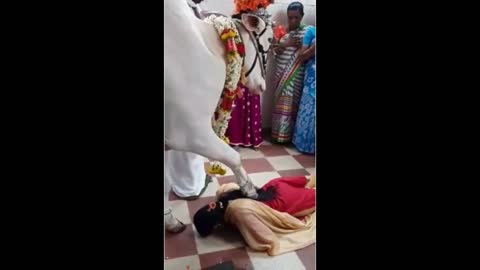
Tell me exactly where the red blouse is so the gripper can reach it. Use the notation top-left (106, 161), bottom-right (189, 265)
top-left (260, 176), bottom-right (316, 215)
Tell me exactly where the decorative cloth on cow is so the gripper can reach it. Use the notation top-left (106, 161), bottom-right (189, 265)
top-left (165, 150), bottom-right (207, 198)
top-left (225, 85), bottom-right (263, 148)
top-left (293, 26), bottom-right (316, 154)
top-left (271, 24), bottom-right (308, 143)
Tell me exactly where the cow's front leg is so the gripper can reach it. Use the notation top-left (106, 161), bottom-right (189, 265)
top-left (232, 166), bottom-right (258, 198)
top-left (182, 129), bottom-right (259, 199)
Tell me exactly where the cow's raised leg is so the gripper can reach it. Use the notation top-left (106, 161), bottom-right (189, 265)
top-left (184, 130), bottom-right (258, 199)
top-left (166, 125), bottom-right (258, 199)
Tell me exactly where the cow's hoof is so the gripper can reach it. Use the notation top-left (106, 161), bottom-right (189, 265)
top-left (247, 192), bottom-right (259, 199)
top-left (242, 187), bottom-right (258, 199)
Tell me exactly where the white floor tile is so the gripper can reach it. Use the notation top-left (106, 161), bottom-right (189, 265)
top-left (168, 200), bottom-right (192, 224)
top-left (239, 148), bottom-right (265, 159)
top-left (249, 171), bottom-right (281, 187)
top-left (247, 250), bottom-right (306, 270)
top-left (261, 140), bottom-right (272, 146)
top-left (193, 226), bottom-right (245, 255)
top-left (284, 146), bottom-right (302, 156)
top-left (266, 156), bottom-right (303, 171)
top-left (199, 177), bottom-right (220, 198)
top-left (305, 167), bottom-right (316, 176)
top-left (164, 255), bottom-right (201, 270)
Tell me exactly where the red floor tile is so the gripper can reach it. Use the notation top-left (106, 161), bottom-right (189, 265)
top-left (295, 243), bottom-right (316, 270)
top-left (241, 158), bottom-right (274, 174)
top-left (165, 224), bottom-right (198, 260)
top-left (277, 169), bottom-right (310, 177)
top-left (199, 247), bottom-right (253, 270)
top-left (187, 196), bottom-right (217, 222)
top-left (293, 155), bottom-right (316, 168)
top-left (168, 190), bottom-right (181, 201)
top-left (258, 145), bottom-right (290, 157)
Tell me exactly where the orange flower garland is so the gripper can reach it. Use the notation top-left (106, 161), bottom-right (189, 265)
top-left (233, 0), bottom-right (272, 14)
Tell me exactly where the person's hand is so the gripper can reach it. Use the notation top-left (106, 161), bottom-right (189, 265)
top-left (297, 53), bottom-right (306, 63)
top-left (284, 36), bottom-right (302, 48)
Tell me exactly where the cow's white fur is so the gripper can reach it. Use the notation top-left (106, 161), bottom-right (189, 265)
top-left (164, 0), bottom-right (273, 221)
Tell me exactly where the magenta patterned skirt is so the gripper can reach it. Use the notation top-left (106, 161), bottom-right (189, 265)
top-left (226, 87), bottom-right (263, 148)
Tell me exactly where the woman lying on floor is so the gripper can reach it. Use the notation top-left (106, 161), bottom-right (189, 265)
top-left (194, 175), bottom-right (316, 235)
top-left (193, 175), bottom-right (316, 255)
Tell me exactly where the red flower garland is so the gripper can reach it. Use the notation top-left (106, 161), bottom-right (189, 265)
top-left (237, 43), bottom-right (245, 56)
top-left (273, 25), bottom-right (287, 40)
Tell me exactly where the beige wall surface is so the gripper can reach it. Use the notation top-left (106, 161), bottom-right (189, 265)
top-left (198, 0), bottom-right (316, 128)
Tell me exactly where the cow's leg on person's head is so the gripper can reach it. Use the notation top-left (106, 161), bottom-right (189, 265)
top-left (185, 130), bottom-right (258, 199)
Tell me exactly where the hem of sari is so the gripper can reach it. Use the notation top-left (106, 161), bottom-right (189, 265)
top-left (229, 141), bottom-right (263, 148)
top-left (270, 136), bottom-right (292, 144)
top-left (292, 142), bottom-right (315, 154)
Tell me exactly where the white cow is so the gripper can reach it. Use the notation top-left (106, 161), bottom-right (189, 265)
top-left (164, 0), bottom-right (273, 229)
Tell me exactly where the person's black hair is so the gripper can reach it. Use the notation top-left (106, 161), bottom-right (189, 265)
top-left (287, 1), bottom-right (304, 16)
top-left (193, 202), bottom-right (226, 237)
top-left (218, 187), bottom-right (276, 204)
top-left (193, 186), bottom-right (277, 237)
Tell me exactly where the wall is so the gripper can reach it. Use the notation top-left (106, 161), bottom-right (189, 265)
top-left (199, 0), bottom-right (316, 128)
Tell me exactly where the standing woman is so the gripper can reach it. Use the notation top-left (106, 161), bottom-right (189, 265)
top-left (225, 84), bottom-right (264, 149)
top-left (271, 2), bottom-right (308, 144)
top-left (293, 26), bottom-right (316, 154)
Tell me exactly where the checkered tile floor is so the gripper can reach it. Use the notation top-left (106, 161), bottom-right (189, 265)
top-left (165, 139), bottom-right (316, 270)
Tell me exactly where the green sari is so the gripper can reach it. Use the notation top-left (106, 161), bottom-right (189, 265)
top-left (271, 24), bottom-right (308, 143)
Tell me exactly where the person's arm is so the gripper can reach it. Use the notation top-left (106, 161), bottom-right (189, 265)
top-left (297, 27), bottom-right (316, 63)
top-left (272, 35), bottom-right (302, 54)
top-left (298, 43), bottom-right (315, 63)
